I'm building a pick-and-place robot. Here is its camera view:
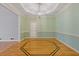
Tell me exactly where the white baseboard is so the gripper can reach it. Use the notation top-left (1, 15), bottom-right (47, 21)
top-left (56, 38), bottom-right (79, 53)
top-left (0, 40), bottom-right (20, 42)
top-left (24, 37), bottom-right (56, 38)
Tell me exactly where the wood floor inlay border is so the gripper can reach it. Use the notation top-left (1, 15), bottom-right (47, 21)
top-left (20, 40), bottom-right (60, 56)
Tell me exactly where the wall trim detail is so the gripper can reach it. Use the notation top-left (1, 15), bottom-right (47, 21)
top-left (25, 37), bottom-right (57, 38)
top-left (56, 31), bottom-right (79, 39)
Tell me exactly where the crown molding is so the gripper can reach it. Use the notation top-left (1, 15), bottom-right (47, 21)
top-left (56, 4), bottom-right (71, 16)
top-left (0, 3), bottom-right (21, 16)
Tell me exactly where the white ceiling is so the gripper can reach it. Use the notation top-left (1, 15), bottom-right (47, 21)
top-left (0, 3), bottom-right (71, 16)
top-left (21, 3), bottom-right (59, 15)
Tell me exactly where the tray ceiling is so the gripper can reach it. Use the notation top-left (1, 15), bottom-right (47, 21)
top-left (1, 3), bottom-right (71, 16)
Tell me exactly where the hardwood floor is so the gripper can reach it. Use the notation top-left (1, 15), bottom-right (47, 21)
top-left (0, 38), bottom-right (79, 56)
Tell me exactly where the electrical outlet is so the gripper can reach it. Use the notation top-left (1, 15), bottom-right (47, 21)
top-left (10, 38), bottom-right (14, 40)
top-left (0, 38), bottom-right (2, 40)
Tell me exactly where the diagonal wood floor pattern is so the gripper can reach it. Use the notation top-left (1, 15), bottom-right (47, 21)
top-left (0, 38), bottom-right (79, 56)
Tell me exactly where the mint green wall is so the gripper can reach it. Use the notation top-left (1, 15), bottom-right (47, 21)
top-left (56, 4), bottom-right (79, 52)
top-left (38, 16), bottom-right (56, 37)
top-left (56, 4), bottom-right (79, 35)
top-left (20, 16), bottom-right (30, 39)
top-left (20, 15), bottom-right (56, 38)
top-left (40, 16), bottom-right (56, 32)
top-left (21, 16), bottom-right (30, 33)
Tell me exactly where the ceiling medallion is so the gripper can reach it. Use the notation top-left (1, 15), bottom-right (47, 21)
top-left (21, 3), bottom-right (59, 15)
